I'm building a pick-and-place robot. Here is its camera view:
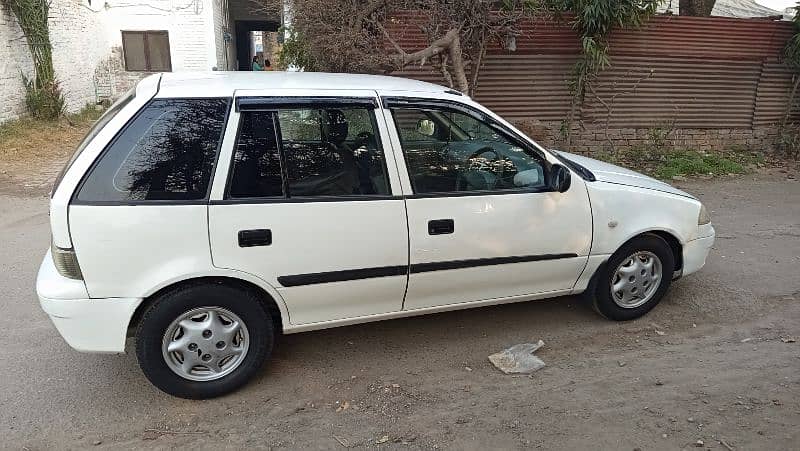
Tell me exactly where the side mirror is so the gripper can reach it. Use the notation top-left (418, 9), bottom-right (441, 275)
top-left (415, 119), bottom-right (436, 137)
top-left (548, 164), bottom-right (571, 193)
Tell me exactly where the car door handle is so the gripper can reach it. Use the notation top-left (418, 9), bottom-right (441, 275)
top-left (238, 229), bottom-right (272, 247)
top-left (428, 219), bottom-right (454, 235)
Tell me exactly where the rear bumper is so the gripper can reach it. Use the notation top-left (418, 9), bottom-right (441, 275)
top-left (681, 227), bottom-right (715, 277)
top-left (39, 296), bottom-right (141, 353)
top-left (37, 250), bottom-right (142, 353)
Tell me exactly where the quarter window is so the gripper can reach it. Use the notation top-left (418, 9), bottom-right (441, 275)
top-left (391, 107), bottom-right (547, 194)
top-left (228, 106), bottom-right (391, 199)
top-left (77, 98), bottom-right (229, 202)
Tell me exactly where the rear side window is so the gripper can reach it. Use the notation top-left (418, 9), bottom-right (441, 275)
top-left (228, 105), bottom-right (391, 199)
top-left (51, 88), bottom-right (136, 197)
top-left (76, 98), bottom-right (229, 202)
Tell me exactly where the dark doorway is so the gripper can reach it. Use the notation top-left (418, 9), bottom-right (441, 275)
top-left (234, 20), bottom-right (280, 71)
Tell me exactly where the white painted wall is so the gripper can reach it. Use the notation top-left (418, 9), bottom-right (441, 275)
top-left (1, 7), bottom-right (35, 123)
top-left (49, 1), bottom-right (110, 114)
top-left (0, 0), bottom-right (222, 123)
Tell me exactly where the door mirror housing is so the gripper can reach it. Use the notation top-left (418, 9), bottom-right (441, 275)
top-left (548, 164), bottom-right (571, 193)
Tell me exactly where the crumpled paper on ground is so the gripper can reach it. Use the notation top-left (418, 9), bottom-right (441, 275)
top-left (488, 340), bottom-right (546, 374)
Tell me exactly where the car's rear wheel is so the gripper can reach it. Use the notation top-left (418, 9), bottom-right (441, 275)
top-left (135, 283), bottom-right (273, 399)
top-left (592, 234), bottom-right (675, 321)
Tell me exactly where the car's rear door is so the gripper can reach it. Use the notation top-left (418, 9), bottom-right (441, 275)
top-left (208, 90), bottom-right (409, 326)
top-left (69, 97), bottom-right (230, 298)
top-left (380, 95), bottom-right (592, 310)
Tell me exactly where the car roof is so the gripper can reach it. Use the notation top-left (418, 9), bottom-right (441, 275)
top-left (155, 71), bottom-right (454, 97)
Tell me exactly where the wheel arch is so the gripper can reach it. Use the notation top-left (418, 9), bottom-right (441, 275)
top-left (128, 273), bottom-right (289, 337)
top-left (585, 229), bottom-right (683, 294)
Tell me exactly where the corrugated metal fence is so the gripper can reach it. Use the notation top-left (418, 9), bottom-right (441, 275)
top-left (393, 14), bottom-right (798, 149)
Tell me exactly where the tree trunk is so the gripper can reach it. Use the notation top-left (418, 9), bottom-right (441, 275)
top-left (679, 0), bottom-right (716, 16)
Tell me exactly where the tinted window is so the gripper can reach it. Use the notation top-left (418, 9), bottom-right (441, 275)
top-left (52, 88), bottom-right (136, 197)
top-left (391, 107), bottom-right (546, 194)
top-left (228, 112), bottom-right (283, 198)
top-left (77, 98), bottom-right (229, 202)
top-left (228, 106), bottom-right (391, 199)
top-left (281, 107), bottom-right (390, 197)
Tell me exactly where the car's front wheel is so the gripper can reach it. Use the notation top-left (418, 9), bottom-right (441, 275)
top-left (592, 234), bottom-right (675, 321)
top-left (135, 283), bottom-right (273, 399)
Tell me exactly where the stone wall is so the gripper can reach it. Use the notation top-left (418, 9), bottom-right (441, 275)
top-left (515, 119), bottom-right (782, 154)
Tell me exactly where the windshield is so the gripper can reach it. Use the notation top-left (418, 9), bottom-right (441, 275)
top-left (50, 88), bottom-right (136, 197)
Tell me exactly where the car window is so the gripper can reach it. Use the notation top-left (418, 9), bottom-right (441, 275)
top-left (52, 88), bottom-right (136, 197)
top-left (228, 111), bottom-right (283, 198)
top-left (77, 98), bottom-right (229, 202)
top-left (228, 105), bottom-right (391, 199)
top-left (391, 107), bottom-right (546, 194)
top-left (280, 107), bottom-right (390, 197)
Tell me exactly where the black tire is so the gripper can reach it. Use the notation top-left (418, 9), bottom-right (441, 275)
top-left (135, 283), bottom-right (273, 399)
top-left (592, 234), bottom-right (675, 321)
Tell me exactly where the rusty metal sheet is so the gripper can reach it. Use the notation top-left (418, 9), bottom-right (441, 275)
top-left (390, 14), bottom-right (797, 130)
top-left (754, 61), bottom-right (800, 127)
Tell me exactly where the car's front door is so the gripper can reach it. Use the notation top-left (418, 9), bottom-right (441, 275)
top-left (382, 97), bottom-right (593, 310)
top-left (208, 92), bottom-right (409, 325)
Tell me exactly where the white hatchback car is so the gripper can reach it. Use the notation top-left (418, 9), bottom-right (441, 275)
top-left (38, 72), bottom-right (714, 398)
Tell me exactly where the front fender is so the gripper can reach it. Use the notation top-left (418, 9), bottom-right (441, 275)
top-left (587, 181), bottom-right (702, 255)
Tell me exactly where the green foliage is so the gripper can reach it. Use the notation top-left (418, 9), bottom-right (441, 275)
top-left (786, 3), bottom-right (800, 71)
top-left (646, 123), bottom-right (674, 150)
top-left (547, 0), bottom-right (660, 72)
top-left (1, 0), bottom-right (65, 120)
top-left (594, 147), bottom-right (763, 180)
top-left (543, 0), bottom-right (662, 141)
top-left (278, 27), bottom-right (319, 71)
top-left (777, 124), bottom-right (800, 159)
top-left (652, 150), bottom-right (751, 179)
top-left (22, 75), bottom-right (65, 120)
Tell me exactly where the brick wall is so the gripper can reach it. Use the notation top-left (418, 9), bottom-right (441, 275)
top-left (515, 120), bottom-right (782, 154)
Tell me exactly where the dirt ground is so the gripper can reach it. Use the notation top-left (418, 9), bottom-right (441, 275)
top-left (1, 163), bottom-right (799, 448)
top-left (0, 117), bottom-right (94, 196)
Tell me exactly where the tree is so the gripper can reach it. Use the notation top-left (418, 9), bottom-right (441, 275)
top-left (279, 0), bottom-right (537, 96)
top-left (679, 0), bottom-right (716, 16)
top-left (279, 0), bottom-right (662, 102)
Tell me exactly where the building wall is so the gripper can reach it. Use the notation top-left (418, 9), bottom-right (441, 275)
top-left (93, 0), bottom-right (219, 98)
top-left (0, 0), bottom-right (221, 123)
top-left (0, 7), bottom-right (32, 123)
top-left (49, 1), bottom-right (110, 113)
top-left (212, 0), bottom-right (232, 69)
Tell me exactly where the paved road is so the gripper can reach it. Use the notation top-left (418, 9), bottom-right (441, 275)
top-left (1, 176), bottom-right (798, 450)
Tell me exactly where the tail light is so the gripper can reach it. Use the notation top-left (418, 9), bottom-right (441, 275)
top-left (51, 241), bottom-right (83, 280)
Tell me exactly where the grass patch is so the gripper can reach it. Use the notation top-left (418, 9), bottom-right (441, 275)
top-left (595, 148), bottom-right (764, 180)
